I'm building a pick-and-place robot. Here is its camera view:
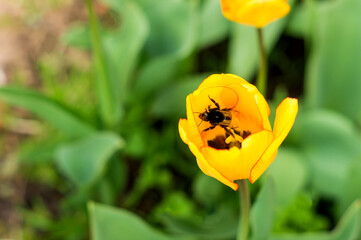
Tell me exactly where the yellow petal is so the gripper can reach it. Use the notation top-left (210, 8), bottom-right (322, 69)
top-left (189, 74), bottom-right (271, 134)
top-left (250, 98), bottom-right (298, 182)
top-left (189, 144), bottom-right (239, 190)
top-left (202, 147), bottom-right (242, 182)
top-left (220, 0), bottom-right (247, 23)
top-left (273, 98), bottom-right (298, 139)
top-left (202, 130), bottom-right (274, 182)
top-left (201, 74), bottom-right (272, 131)
top-left (197, 74), bottom-right (250, 91)
top-left (254, 93), bottom-right (272, 131)
top-left (179, 116), bottom-right (238, 190)
top-left (220, 0), bottom-right (291, 28)
top-left (239, 0), bottom-right (291, 28)
top-left (179, 118), bottom-right (204, 148)
top-left (241, 130), bottom-right (274, 177)
top-left (178, 119), bottom-right (190, 144)
top-left (185, 95), bottom-right (206, 149)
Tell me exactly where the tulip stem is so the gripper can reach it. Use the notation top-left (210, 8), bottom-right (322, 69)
top-left (256, 28), bottom-right (267, 97)
top-left (237, 179), bottom-right (250, 240)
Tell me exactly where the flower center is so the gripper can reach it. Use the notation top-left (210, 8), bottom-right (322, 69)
top-left (193, 94), bottom-right (254, 149)
top-left (207, 128), bottom-right (251, 150)
top-left (190, 85), bottom-right (264, 150)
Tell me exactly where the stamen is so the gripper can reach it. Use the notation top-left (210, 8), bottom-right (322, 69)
top-left (206, 129), bottom-right (252, 150)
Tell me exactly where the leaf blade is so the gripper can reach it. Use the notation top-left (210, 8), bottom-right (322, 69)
top-left (0, 86), bottom-right (94, 137)
top-left (55, 132), bottom-right (124, 187)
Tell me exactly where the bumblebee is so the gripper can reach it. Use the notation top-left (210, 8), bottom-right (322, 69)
top-left (198, 96), bottom-right (252, 149)
top-left (198, 96), bottom-right (235, 137)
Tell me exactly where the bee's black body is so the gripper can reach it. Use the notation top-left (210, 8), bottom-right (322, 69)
top-left (198, 96), bottom-right (251, 149)
top-left (198, 96), bottom-right (234, 135)
top-left (198, 108), bottom-right (232, 125)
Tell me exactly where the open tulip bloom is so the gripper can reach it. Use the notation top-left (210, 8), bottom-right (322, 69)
top-left (179, 74), bottom-right (298, 190)
top-left (220, 0), bottom-right (291, 28)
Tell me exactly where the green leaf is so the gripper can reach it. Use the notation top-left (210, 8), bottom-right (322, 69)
top-left (138, 0), bottom-right (198, 57)
top-left (192, 173), bottom-right (224, 207)
top-left (285, 3), bottom-right (308, 38)
top-left (270, 200), bottom-right (361, 240)
top-left (161, 207), bottom-right (237, 240)
top-left (55, 132), bottom-right (124, 187)
top-left (133, 0), bottom-right (199, 96)
top-left (103, 1), bottom-right (149, 119)
top-left (154, 192), bottom-right (197, 220)
top-left (227, 0), bottom-right (295, 80)
top-left (305, 0), bottom-right (361, 124)
top-left (292, 110), bottom-right (361, 200)
top-left (340, 157), bottom-right (361, 214)
top-left (86, 0), bottom-right (115, 128)
top-left (151, 75), bottom-right (206, 118)
top-left (134, 55), bottom-right (180, 96)
top-left (273, 193), bottom-right (329, 233)
top-left (268, 148), bottom-right (308, 207)
top-left (61, 24), bottom-right (91, 49)
top-left (89, 202), bottom-right (173, 240)
top-left (95, 159), bottom-right (127, 205)
top-left (19, 137), bottom-right (63, 164)
top-left (100, 0), bottom-right (125, 13)
top-left (0, 86), bottom-right (94, 137)
top-left (251, 177), bottom-right (275, 240)
top-left (199, 0), bottom-right (230, 48)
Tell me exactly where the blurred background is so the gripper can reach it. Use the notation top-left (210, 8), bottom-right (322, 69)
top-left (0, 0), bottom-right (360, 239)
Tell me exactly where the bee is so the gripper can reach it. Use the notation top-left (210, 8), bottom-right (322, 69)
top-left (198, 96), bottom-right (237, 137)
top-left (198, 96), bottom-right (252, 149)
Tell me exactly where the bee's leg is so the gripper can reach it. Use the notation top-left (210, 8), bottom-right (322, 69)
top-left (202, 125), bottom-right (216, 132)
top-left (233, 129), bottom-right (241, 136)
top-left (208, 96), bottom-right (220, 109)
top-left (221, 125), bottom-right (235, 138)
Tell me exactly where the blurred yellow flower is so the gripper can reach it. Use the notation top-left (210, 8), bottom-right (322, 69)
top-left (178, 74), bottom-right (298, 190)
top-left (220, 0), bottom-right (291, 28)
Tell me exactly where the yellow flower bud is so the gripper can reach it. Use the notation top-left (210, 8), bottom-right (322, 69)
top-left (220, 0), bottom-right (291, 28)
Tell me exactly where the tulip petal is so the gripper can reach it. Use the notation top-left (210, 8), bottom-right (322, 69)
top-left (197, 74), bottom-right (250, 91)
top-left (273, 98), bottom-right (298, 139)
top-left (250, 98), bottom-right (298, 182)
top-left (220, 0), bottom-right (247, 22)
top-left (220, 0), bottom-right (290, 28)
top-left (179, 119), bottom-right (238, 190)
top-left (254, 93), bottom-right (272, 131)
top-left (185, 96), bottom-right (206, 148)
top-left (189, 143), bottom-right (239, 190)
top-left (178, 119), bottom-right (190, 144)
top-left (202, 130), bottom-right (274, 182)
top-left (179, 118), bottom-right (204, 148)
top-left (190, 74), bottom-right (271, 134)
top-left (202, 147), bottom-right (242, 182)
top-left (240, 0), bottom-right (291, 28)
top-left (241, 130), bottom-right (274, 177)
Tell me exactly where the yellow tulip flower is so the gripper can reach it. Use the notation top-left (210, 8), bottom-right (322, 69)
top-left (220, 0), bottom-right (291, 28)
top-left (178, 74), bottom-right (298, 190)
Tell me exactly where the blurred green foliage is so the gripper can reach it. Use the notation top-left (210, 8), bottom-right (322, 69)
top-left (0, 0), bottom-right (360, 239)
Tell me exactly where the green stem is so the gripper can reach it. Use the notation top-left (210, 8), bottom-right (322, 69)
top-left (256, 28), bottom-right (268, 97)
top-left (236, 179), bottom-right (250, 240)
top-left (85, 0), bottom-right (114, 128)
